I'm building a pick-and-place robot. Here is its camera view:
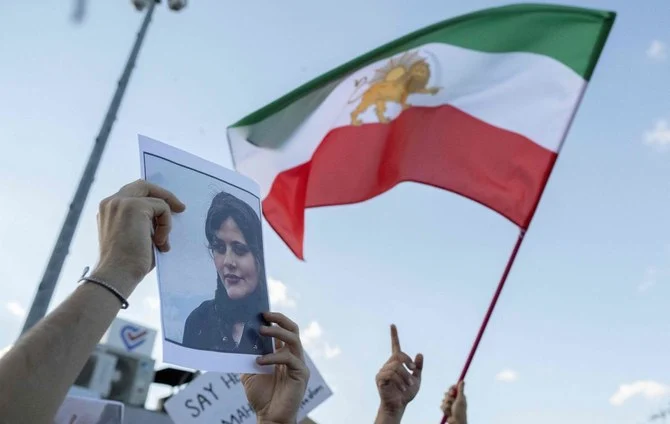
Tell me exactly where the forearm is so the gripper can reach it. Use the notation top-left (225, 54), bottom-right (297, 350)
top-left (374, 406), bottom-right (405, 424)
top-left (0, 270), bottom-right (134, 424)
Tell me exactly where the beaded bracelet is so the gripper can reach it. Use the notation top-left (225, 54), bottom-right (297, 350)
top-left (78, 266), bottom-right (129, 309)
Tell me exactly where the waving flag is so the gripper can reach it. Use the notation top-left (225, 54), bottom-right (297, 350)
top-left (228, 4), bottom-right (615, 259)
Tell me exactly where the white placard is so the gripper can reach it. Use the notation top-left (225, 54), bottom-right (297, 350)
top-left (54, 396), bottom-right (124, 424)
top-left (139, 135), bottom-right (273, 374)
top-left (164, 355), bottom-right (331, 424)
top-left (104, 317), bottom-right (157, 357)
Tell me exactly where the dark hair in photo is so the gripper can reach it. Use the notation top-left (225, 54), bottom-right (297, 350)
top-left (205, 191), bottom-right (268, 324)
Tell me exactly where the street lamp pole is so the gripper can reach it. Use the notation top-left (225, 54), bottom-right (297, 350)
top-left (20, 1), bottom-right (157, 335)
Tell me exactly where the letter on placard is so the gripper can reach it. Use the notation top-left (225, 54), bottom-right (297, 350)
top-left (203, 382), bottom-right (219, 401)
top-left (197, 393), bottom-right (212, 411)
top-left (185, 399), bottom-right (200, 418)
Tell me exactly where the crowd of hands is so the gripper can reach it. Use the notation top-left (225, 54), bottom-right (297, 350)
top-left (0, 180), bottom-right (467, 424)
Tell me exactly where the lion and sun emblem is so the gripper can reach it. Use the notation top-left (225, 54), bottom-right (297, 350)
top-left (348, 50), bottom-right (440, 126)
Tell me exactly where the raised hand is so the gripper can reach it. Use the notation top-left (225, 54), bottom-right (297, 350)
top-left (0, 180), bottom-right (185, 424)
top-left (241, 312), bottom-right (309, 424)
top-left (374, 324), bottom-right (424, 424)
top-left (94, 179), bottom-right (185, 296)
top-left (441, 381), bottom-right (467, 424)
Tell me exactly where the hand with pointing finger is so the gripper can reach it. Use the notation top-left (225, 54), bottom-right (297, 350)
top-left (374, 324), bottom-right (424, 424)
top-left (93, 179), bottom-right (186, 297)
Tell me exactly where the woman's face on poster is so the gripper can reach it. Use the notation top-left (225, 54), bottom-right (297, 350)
top-left (211, 216), bottom-right (259, 300)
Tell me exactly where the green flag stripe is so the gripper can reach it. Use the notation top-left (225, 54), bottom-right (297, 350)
top-left (232, 3), bottom-right (615, 128)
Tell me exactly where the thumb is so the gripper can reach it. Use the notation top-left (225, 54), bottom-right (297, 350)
top-left (455, 381), bottom-right (465, 401)
top-left (413, 353), bottom-right (424, 378)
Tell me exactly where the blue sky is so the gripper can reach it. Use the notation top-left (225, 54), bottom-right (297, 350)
top-left (1, 1), bottom-right (669, 423)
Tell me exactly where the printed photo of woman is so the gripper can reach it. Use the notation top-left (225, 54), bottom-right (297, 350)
top-left (141, 136), bottom-right (274, 373)
top-left (181, 191), bottom-right (273, 355)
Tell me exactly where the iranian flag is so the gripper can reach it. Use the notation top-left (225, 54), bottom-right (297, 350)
top-left (227, 4), bottom-right (615, 259)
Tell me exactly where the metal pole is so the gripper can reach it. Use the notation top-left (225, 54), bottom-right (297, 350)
top-left (20, 1), bottom-right (157, 335)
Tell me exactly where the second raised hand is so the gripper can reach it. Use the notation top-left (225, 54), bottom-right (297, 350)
top-left (374, 324), bottom-right (424, 424)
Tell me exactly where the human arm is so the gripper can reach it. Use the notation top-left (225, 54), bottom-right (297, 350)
top-left (241, 312), bottom-right (310, 424)
top-left (374, 325), bottom-right (424, 424)
top-left (441, 381), bottom-right (467, 424)
top-left (0, 180), bottom-right (185, 423)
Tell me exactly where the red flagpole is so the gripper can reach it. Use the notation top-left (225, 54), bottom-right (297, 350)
top-left (440, 229), bottom-right (526, 424)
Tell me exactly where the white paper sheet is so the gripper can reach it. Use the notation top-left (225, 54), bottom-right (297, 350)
top-left (139, 135), bottom-right (273, 374)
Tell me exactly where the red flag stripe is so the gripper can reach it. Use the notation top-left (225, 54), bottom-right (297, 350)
top-left (262, 105), bottom-right (557, 259)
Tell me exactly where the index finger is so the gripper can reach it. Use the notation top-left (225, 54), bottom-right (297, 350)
top-left (263, 312), bottom-right (299, 333)
top-left (262, 312), bottom-right (303, 359)
top-left (390, 324), bottom-right (401, 354)
top-left (119, 180), bottom-right (186, 212)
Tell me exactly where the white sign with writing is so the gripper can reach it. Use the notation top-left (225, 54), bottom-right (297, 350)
top-left (164, 355), bottom-right (332, 424)
top-left (105, 317), bottom-right (157, 357)
top-left (54, 396), bottom-right (124, 424)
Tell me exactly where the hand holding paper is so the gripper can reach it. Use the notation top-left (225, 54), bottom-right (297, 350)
top-left (242, 312), bottom-right (310, 424)
top-left (95, 179), bottom-right (186, 295)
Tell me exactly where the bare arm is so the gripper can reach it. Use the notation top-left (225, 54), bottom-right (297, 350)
top-left (374, 409), bottom-right (404, 424)
top-left (0, 180), bottom-right (185, 424)
top-left (0, 269), bottom-right (136, 423)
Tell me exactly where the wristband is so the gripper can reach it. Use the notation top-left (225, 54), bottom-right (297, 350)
top-left (78, 266), bottom-right (130, 309)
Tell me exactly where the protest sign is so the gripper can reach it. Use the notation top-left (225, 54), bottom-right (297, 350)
top-left (54, 396), bottom-right (124, 424)
top-left (104, 317), bottom-right (157, 357)
top-left (164, 355), bottom-right (331, 424)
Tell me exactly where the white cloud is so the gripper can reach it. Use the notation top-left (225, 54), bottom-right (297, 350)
top-left (638, 263), bottom-right (670, 292)
top-left (300, 321), bottom-right (341, 360)
top-left (496, 369), bottom-right (519, 382)
top-left (268, 278), bottom-right (297, 308)
top-left (610, 380), bottom-right (669, 406)
top-left (647, 40), bottom-right (667, 61)
top-left (6, 301), bottom-right (26, 319)
top-left (638, 266), bottom-right (658, 292)
top-left (324, 343), bottom-right (342, 359)
top-left (302, 321), bottom-right (323, 346)
top-left (644, 119), bottom-right (670, 150)
top-left (143, 296), bottom-right (160, 311)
